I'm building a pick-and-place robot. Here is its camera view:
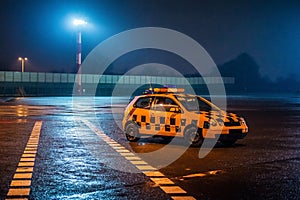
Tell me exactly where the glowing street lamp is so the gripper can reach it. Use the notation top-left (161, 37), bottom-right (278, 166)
top-left (73, 19), bottom-right (87, 26)
top-left (18, 57), bottom-right (28, 72)
top-left (73, 18), bottom-right (87, 95)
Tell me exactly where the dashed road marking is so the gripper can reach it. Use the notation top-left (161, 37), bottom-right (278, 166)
top-left (6, 121), bottom-right (42, 200)
top-left (150, 177), bottom-right (175, 185)
top-left (81, 119), bottom-right (196, 200)
top-left (160, 186), bottom-right (187, 194)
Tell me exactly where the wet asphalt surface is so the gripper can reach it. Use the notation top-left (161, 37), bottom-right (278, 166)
top-left (0, 95), bottom-right (299, 200)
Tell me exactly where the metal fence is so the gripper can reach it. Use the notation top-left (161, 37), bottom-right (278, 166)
top-left (0, 71), bottom-right (234, 85)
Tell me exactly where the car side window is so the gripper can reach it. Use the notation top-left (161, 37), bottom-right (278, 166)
top-left (134, 97), bottom-right (152, 109)
top-left (152, 97), bottom-right (181, 113)
top-left (197, 97), bottom-right (212, 112)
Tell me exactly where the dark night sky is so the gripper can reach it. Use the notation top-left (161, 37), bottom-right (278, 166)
top-left (0, 0), bottom-right (300, 81)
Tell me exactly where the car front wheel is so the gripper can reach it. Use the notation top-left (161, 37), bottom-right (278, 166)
top-left (184, 125), bottom-right (203, 147)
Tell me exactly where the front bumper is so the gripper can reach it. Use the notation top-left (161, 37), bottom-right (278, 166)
top-left (218, 130), bottom-right (248, 140)
top-left (202, 126), bottom-right (248, 139)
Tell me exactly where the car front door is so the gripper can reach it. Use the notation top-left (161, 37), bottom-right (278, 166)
top-left (150, 97), bottom-right (182, 136)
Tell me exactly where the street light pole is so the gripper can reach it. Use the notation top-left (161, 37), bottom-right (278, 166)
top-left (73, 19), bottom-right (87, 95)
top-left (18, 57), bottom-right (28, 72)
top-left (77, 30), bottom-right (82, 95)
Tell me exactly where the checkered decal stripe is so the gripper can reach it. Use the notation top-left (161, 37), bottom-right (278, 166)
top-left (132, 115), bottom-right (183, 133)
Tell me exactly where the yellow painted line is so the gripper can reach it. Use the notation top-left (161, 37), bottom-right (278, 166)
top-left (25, 146), bottom-right (37, 149)
top-left (109, 144), bottom-right (122, 147)
top-left (124, 156), bottom-right (141, 161)
top-left (130, 160), bottom-right (148, 165)
top-left (23, 151), bottom-right (37, 154)
top-left (143, 171), bottom-right (165, 177)
top-left (21, 154), bottom-right (35, 158)
top-left (16, 167), bottom-right (34, 173)
top-left (13, 173), bottom-right (32, 179)
top-left (160, 186), bottom-right (187, 194)
top-left (20, 158), bottom-right (35, 162)
top-left (6, 121), bottom-right (42, 200)
top-left (106, 141), bottom-right (118, 144)
top-left (5, 198), bottom-right (28, 200)
top-left (7, 188), bottom-right (30, 196)
top-left (135, 165), bottom-right (157, 171)
top-left (10, 180), bottom-right (31, 187)
top-left (150, 177), bottom-right (175, 185)
top-left (18, 162), bottom-right (35, 167)
top-left (111, 146), bottom-right (125, 149)
top-left (119, 152), bottom-right (136, 157)
top-left (171, 196), bottom-right (197, 200)
top-left (81, 119), bottom-right (196, 199)
top-left (115, 149), bottom-right (130, 153)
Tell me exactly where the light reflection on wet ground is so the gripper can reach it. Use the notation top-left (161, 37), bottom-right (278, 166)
top-left (0, 95), bottom-right (300, 199)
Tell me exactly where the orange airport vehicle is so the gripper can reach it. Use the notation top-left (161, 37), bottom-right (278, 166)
top-left (122, 87), bottom-right (248, 146)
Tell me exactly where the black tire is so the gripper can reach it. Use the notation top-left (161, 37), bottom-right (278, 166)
top-left (124, 122), bottom-right (140, 142)
top-left (184, 125), bottom-right (203, 147)
top-left (220, 139), bottom-right (237, 146)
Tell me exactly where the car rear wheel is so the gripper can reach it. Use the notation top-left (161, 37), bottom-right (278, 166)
top-left (184, 125), bottom-right (203, 147)
top-left (125, 122), bottom-right (140, 142)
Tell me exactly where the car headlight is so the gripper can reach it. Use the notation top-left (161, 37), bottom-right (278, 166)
top-left (210, 118), bottom-right (217, 126)
top-left (216, 118), bottom-right (224, 126)
top-left (239, 117), bottom-right (246, 125)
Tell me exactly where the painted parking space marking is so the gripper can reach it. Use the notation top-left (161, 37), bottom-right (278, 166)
top-left (6, 121), bottom-right (42, 200)
top-left (81, 119), bottom-right (196, 200)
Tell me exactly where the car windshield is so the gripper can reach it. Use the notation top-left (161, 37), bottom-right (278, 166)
top-left (175, 95), bottom-right (220, 112)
